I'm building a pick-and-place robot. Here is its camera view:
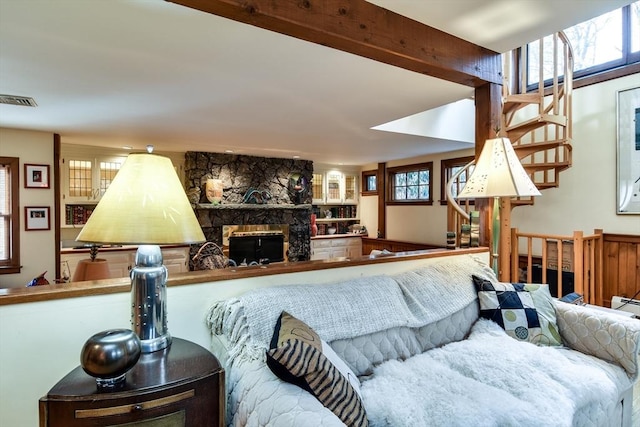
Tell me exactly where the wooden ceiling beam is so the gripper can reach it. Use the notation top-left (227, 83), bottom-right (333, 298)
top-left (167, 0), bottom-right (502, 87)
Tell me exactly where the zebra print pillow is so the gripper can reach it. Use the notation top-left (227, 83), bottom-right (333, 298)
top-left (266, 311), bottom-right (368, 427)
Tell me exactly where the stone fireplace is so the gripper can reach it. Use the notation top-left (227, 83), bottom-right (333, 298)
top-left (184, 152), bottom-right (313, 268)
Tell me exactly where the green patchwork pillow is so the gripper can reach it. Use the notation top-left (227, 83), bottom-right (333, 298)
top-left (266, 311), bottom-right (368, 427)
top-left (473, 275), bottom-right (562, 347)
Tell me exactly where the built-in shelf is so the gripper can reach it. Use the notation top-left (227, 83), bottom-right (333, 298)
top-left (316, 217), bottom-right (359, 223)
top-left (195, 203), bottom-right (312, 210)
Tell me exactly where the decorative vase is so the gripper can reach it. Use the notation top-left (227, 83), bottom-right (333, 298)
top-left (205, 179), bottom-right (223, 204)
top-left (72, 259), bottom-right (110, 282)
top-left (310, 214), bottom-right (317, 237)
top-left (80, 329), bottom-right (142, 392)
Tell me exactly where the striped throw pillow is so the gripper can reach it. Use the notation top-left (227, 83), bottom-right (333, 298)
top-left (266, 311), bottom-right (368, 427)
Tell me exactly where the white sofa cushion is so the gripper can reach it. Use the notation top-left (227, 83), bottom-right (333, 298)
top-left (360, 319), bottom-right (633, 427)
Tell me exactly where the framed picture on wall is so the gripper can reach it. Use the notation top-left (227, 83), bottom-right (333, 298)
top-left (24, 164), bottom-right (50, 189)
top-left (25, 206), bottom-right (50, 231)
top-left (616, 87), bottom-right (640, 214)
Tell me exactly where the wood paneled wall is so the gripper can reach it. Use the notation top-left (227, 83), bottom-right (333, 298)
top-left (603, 233), bottom-right (640, 307)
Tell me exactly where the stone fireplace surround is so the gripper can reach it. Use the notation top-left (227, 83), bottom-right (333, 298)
top-left (184, 152), bottom-right (314, 268)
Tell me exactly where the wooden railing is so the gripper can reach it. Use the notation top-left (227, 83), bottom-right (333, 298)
top-left (510, 229), bottom-right (603, 304)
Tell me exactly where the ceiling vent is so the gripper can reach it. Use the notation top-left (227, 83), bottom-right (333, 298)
top-left (0, 94), bottom-right (37, 107)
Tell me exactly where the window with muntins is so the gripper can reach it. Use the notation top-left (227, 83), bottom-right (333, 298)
top-left (440, 156), bottom-right (475, 205)
top-left (527, 2), bottom-right (639, 88)
top-left (387, 162), bottom-right (433, 205)
top-left (361, 170), bottom-right (378, 195)
top-left (0, 157), bottom-right (20, 274)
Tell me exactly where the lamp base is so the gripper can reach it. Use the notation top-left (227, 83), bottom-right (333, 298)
top-left (130, 245), bottom-right (170, 353)
top-left (72, 259), bottom-right (110, 282)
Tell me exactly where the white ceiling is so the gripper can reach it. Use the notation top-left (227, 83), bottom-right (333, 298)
top-left (0, 0), bottom-right (631, 166)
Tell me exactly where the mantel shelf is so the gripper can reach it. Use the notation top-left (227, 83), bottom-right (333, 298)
top-left (195, 203), bottom-right (312, 210)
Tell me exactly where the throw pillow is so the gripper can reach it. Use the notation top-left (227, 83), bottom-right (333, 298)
top-left (266, 311), bottom-right (368, 427)
top-left (472, 275), bottom-right (562, 347)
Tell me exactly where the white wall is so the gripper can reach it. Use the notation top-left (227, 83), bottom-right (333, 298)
top-left (359, 148), bottom-right (474, 245)
top-left (0, 251), bottom-right (487, 427)
top-left (359, 73), bottom-right (640, 244)
top-left (0, 128), bottom-right (56, 287)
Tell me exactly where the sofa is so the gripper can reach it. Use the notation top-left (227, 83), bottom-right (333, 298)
top-left (206, 254), bottom-right (640, 426)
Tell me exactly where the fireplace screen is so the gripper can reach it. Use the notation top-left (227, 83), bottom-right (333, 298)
top-left (228, 231), bottom-right (285, 265)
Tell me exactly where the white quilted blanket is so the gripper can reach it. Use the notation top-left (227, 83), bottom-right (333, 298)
top-left (361, 319), bottom-right (633, 427)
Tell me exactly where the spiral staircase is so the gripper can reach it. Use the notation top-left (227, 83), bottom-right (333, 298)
top-left (447, 32), bottom-right (574, 270)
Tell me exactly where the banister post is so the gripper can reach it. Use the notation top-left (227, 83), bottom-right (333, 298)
top-left (573, 230), bottom-right (584, 302)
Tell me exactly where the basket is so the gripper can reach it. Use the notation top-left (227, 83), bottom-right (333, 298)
top-left (192, 242), bottom-right (229, 270)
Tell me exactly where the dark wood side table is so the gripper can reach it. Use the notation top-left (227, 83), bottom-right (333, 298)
top-left (39, 338), bottom-right (224, 426)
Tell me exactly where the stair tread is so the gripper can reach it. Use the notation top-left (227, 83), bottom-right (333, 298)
top-left (507, 114), bottom-right (567, 133)
top-left (522, 162), bottom-right (571, 172)
top-left (503, 94), bottom-right (541, 115)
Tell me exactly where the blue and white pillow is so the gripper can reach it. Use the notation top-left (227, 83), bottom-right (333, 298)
top-left (473, 275), bottom-right (562, 346)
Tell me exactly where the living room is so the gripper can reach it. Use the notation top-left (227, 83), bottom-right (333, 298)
top-left (1, 1), bottom-right (639, 426)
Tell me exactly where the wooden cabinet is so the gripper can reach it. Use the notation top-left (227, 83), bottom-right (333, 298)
top-left (312, 168), bottom-right (359, 205)
top-left (61, 246), bottom-right (190, 280)
top-left (310, 236), bottom-right (362, 260)
top-left (39, 338), bottom-right (224, 427)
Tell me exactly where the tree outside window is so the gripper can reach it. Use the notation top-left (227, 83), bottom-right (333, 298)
top-left (386, 162), bottom-right (433, 205)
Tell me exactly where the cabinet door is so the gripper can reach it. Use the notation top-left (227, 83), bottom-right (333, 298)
top-left (62, 156), bottom-right (96, 204)
top-left (325, 172), bottom-right (343, 204)
top-left (343, 173), bottom-right (358, 204)
top-left (311, 248), bottom-right (331, 260)
top-left (312, 173), bottom-right (325, 204)
top-left (163, 247), bottom-right (189, 274)
top-left (346, 239), bottom-right (363, 258)
top-left (101, 252), bottom-right (133, 278)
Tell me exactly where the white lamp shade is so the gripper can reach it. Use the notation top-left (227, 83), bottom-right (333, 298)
top-left (76, 152), bottom-right (205, 245)
top-left (457, 137), bottom-right (541, 198)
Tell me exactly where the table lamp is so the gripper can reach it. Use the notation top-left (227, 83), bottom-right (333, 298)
top-left (457, 137), bottom-right (541, 273)
top-left (76, 146), bottom-right (205, 353)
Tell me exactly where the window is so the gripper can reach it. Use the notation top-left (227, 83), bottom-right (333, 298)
top-left (527, 2), bottom-right (639, 87)
top-left (440, 156), bottom-right (474, 205)
top-left (386, 162), bottom-right (433, 205)
top-left (361, 170), bottom-right (378, 195)
top-left (0, 157), bottom-right (20, 274)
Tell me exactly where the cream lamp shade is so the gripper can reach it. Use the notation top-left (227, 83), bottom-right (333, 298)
top-left (457, 137), bottom-right (541, 199)
top-left (76, 151), bottom-right (205, 245)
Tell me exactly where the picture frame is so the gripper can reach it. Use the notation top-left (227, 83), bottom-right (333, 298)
top-left (616, 87), bottom-right (640, 214)
top-left (24, 164), bottom-right (50, 189)
top-left (25, 206), bottom-right (50, 231)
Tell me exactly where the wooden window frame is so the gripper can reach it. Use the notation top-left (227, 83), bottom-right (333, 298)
top-left (361, 170), bottom-right (378, 196)
top-left (0, 157), bottom-right (21, 274)
top-left (386, 162), bottom-right (433, 206)
top-left (524, 3), bottom-right (639, 92)
top-left (440, 155), bottom-right (475, 206)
